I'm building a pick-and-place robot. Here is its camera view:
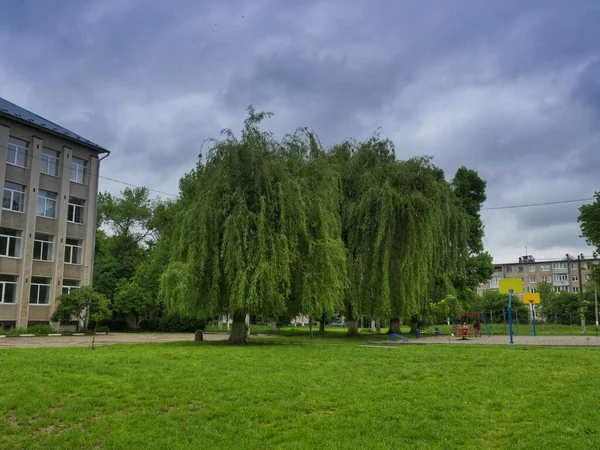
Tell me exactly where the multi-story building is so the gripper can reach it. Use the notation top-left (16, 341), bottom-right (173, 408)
top-left (478, 254), bottom-right (599, 297)
top-left (0, 97), bottom-right (109, 329)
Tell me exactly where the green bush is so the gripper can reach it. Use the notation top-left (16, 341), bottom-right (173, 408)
top-left (95, 326), bottom-right (109, 333)
top-left (138, 318), bottom-right (160, 331)
top-left (157, 314), bottom-right (206, 332)
top-left (8, 325), bottom-right (55, 335)
top-left (0, 328), bottom-right (6, 335)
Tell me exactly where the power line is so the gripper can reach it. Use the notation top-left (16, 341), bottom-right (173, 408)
top-left (1, 142), bottom-right (178, 197)
top-left (482, 198), bottom-right (595, 211)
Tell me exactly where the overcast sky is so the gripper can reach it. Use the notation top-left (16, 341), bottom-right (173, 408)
top-left (2, 0), bottom-right (599, 263)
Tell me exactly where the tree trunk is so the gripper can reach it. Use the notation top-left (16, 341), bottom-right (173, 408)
top-left (370, 318), bottom-right (376, 332)
top-left (375, 318), bottom-right (381, 334)
top-left (346, 304), bottom-right (359, 337)
top-left (388, 317), bottom-right (401, 334)
top-left (409, 316), bottom-right (418, 334)
top-left (228, 313), bottom-right (247, 345)
top-left (309, 317), bottom-right (313, 339)
top-left (319, 312), bottom-right (326, 333)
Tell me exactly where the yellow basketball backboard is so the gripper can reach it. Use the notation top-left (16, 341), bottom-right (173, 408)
top-left (523, 293), bottom-right (541, 304)
top-left (499, 278), bottom-right (523, 294)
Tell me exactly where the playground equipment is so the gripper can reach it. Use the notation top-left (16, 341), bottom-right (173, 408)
top-left (499, 278), bottom-right (524, 344)
top-left (452, 311), bottom-right (489, 339)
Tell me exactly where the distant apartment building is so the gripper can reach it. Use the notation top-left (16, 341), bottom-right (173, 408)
top-left (0, 97), bottom-right (109, 329)
top-left (477, 254), bottom-right (599, 298)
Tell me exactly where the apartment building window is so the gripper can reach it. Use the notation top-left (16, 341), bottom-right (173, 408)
top-left (491, 277), bottom-right (500, 284)
top-left (37, 190), bottom-right (57, 218)
top-left (571, 263), bottom-right (578, 270)
top-left (71, 157), bottom-right (87, 183)
top-left (528, 287), bottom-right (537, 293)
top-left (517, 265), bottom-right (524, 272)
top-left (0, 228), bottom-right (22, 258)
top-left (529, 276), bottom-right (536, 283)
top-left (529, 265), bottom-right (536, 272)
top-left (29, 277), bottom-right (51, 304)
top-left (506, 266), bottom-right (513, 272)
top-left (572, 275), bottom-right (579, 282)
top-left (540, 264), bottom-right (550, 271)
top-left (585, 275), bottom-right (591, 281)
top-left (552, 262), bottom-right (567, 269)
top-left (573, 286), bottom-right (580, 293)
top-left (64, 239), bottom-right (83, 264)
top-left (554, 274), bottom-right (568, 282)
top-left (40, 148), bottom-right (60, 176)
top-left (541, 276), bottom-right (551, 283)
top-left (67, 197), bottom-right (85, 224)
top-left (0, 275), bottom-right (18, 303)
top-left (62, 279), bottom-right (80, 295)
top-left (33, 234), bottom-right (54, 261)
top-left (7, 137), bottom-right (28, 168)
top-left (553, 286), bottom-right (569, 292)
top-left (3, 181), bottom-right (26, 212)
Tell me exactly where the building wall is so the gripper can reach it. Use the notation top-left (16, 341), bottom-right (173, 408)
top-left (0, 115), bottom-right (103, 328)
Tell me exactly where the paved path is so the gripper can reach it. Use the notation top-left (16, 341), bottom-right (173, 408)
top-left (0, 332), bottom-right (231, 349)
top-left (387, 334), bottom-right (600, 346)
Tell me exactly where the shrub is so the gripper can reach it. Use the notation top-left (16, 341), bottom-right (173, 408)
top-left (95, 326), bottom-right (109, 333)
top-left (27, 324), bottom-right (55, 335)
top-left (138, 318), bottom-right (160, 331)
top-left (158, 314), bottom-right (206, 332)
top-left (0, 328), bottom-right (6, 336)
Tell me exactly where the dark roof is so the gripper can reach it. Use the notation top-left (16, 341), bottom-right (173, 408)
top-left (0, 97), bottom-right (109, 154)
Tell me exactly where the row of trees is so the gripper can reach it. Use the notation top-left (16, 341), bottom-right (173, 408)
top-left (90, 109), bottom-right (494, 343)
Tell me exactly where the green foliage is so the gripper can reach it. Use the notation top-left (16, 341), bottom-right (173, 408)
top-left (156, 314), bottom-right (206, 333)
top-left (160, 108), bottom-right (347, 327)
top-left (51, 287), bottom-right (111, 332)
top-left (8, 325), bottom-right (55, 335)
top-left (579, 192), bottom-right (600, 252)
top-left (430, 294), bottom-right (461, 322)
top-left (472, 290), bottom-right (529, 323)
top-left (98, 187), bottom-right (155, 243)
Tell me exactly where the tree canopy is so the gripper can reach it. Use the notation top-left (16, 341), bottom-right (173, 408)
top-left (579, 192), bottom-right (600, 253)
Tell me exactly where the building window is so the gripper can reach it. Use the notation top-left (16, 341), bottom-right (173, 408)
top-left (528, 287), bottom-right (537, 293)
top-left (0, 228), bottom-right (22, 258)
top-left (553, 286), bottom-right (569, 292)
top-left (0, 275), bottom-right (18, 304)
top-left (506, 266), bottom-right (513, 272)
top-left (67, 197), bottom-right (85, 224)
top-left (33, 233), bottom-right (54, 261)
top-left (3, 181), bottom-right (26, 212)
top-left (572, 275), bottom-right (579, 282)
top-left (40, 148), bottom-right (60, 176)
top-left (518, 265), bottom-right (524, 272)
top-left (7, 137), bottom-right (28, 168)
top-left (571, 263), bottom-right (578, 270)
top-left (29, 277), bottom-right (51, 304)
top-left (573, 286), bottom-right (579, 293)
top-left (71, 157), bottom-right (87, 183)
top-left (585, 275), bottom-right (590, 281)
top-left (37, 190), bottom-right (57, 218)
top-left (540, 276), bottom-right (551, 283)
top-left (65, 239), bottom-right (83, 264)
top-left (529, 265), bottom-right (536, 272)
top-left (540, 264), bottom-right (550, 271)
top-left (553, 274), bottom-right (568, 282)
top-left (552, 262), bottom-right (567, 269)
top-left (62, 279), bottom-right (80, 295)
top-left (529, 276), bottom-right (536, 283)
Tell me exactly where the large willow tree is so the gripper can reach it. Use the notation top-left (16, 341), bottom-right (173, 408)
top-left (159, 109), bottom-right (347, 344)
top-left (331, 137), bottom-right (470, 335)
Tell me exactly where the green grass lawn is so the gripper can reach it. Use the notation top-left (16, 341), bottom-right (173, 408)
top-left (1, 338), bottom-right (598, 449)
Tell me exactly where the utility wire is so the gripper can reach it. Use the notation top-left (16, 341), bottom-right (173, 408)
top-left (2, 143), bottom-right (597, 207)
top-left (482, 198), bottom-right (595, 211)
top-left (1, 142), bottom-right (178, 197)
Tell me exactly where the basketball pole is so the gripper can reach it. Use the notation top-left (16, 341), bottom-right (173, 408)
top-left (508, 288), bottom-right (514, 344)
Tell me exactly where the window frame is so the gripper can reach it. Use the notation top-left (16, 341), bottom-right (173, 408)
top-left (64, 239), bottom-right (83, 265)
top-left (62, 279), bottom-right (81, 295)
top-left (37, 189), bottom-right (58, 219)
top-left (2, 181), bottom-right (26, 213)
top-left (6, 137), bottom-right (28, 168)
top-left (0, 228), bottom-right (22, 258)
top-left (40, 147), bottom-right (60, 177)
top-left (0, 275), bottom-right (18, 304)
top-left (33, 233), bottom-right (54, 262)
top-left (29, 277), bottom-right (51, 305)
top-left (67, 197), bottom-right (85, 224)
top-left (71, 157), bottom-right (87, 183)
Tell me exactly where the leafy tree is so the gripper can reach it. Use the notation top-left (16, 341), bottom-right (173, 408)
top-left (159, 109), bottom-right (347, 344)
top-left (473, 290), bottom-right (529, 323)
top-left (579, 192), bottom-right (600, 252)
top-left (51, 287), bottom-right (111, 332)
top-left (98, 187), bottom-right (156, 244)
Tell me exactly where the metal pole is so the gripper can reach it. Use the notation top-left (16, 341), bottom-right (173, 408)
top-left (532, 305), bottom-right (536, 337)
top-left (578, 256), bottom-right (586, 334)
top-left (508, 289), bottom-right (514, 344)
top-left (503, 307), bottom-right (507, 334)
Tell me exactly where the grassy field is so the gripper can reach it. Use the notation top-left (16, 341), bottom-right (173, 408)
top-left (1, 338), bottom-right (599, 450)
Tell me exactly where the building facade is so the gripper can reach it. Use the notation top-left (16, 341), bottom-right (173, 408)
top-left (0, 97), bottom-right (109, 329)
top-left (477, 254), bottom-right (599, 297)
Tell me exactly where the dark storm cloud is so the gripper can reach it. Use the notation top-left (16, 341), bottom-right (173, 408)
top-left (1, 0), bottom-right (599, 262)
